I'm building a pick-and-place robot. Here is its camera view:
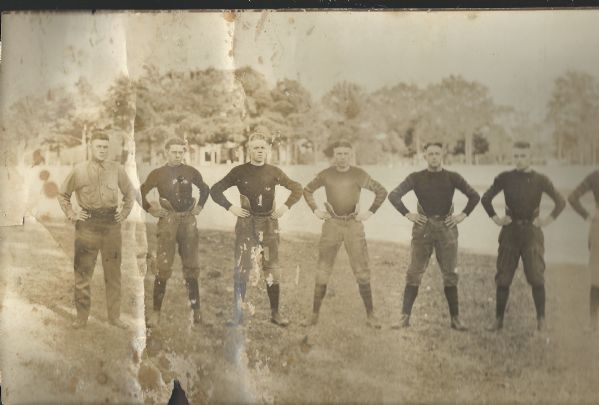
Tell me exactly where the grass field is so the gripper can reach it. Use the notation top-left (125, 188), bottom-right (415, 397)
top-left (1, 216), bottom-right (598, 404)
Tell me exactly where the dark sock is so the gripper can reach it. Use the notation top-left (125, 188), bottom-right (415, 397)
top-left (496, 286), bottom-right (510, 320)
top-left (153, 277), bottom-right (168, 312)
top-left (402, 285), bottom-right (419, 315)
top-left (532, 285), bottom-right (546, 319)
top-left (313, 284), bottom-right (327, 315)
top-left (185, 278), bottom-right (200, 311)
top-left (444, 286), bottom-right (459, 317)
top-left (590, 286), bottom-right (599, 319)
top-left (266, 283), bottom-right (280, 314)
top-left (358, 283), bottom-right (374, 315)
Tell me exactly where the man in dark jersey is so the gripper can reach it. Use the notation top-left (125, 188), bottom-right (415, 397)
top-left (210, 131), bottom-right (302, 327)
top-left (302, 140), bottom-right (388, 329)
top-left (568, 169), bottom-right (599, 331)
top-left (388, 142), bottom-right (479, 331)
top-left (139, 138), bottom-right (210, 328)
top-left (482, 141), bottom-right (565, 332)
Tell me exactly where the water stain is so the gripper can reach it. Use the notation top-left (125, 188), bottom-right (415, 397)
top-left (255, 11), bottom-right (269, 41)
top-left (223, 12), bottom-right (236, 23)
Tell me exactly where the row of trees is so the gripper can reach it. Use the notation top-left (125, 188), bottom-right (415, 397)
top-left (548, 71), bottom-right (599, 165)
top-left (3, 65), bottom-right (597, 165)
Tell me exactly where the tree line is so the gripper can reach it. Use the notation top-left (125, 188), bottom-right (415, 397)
top-left (3, 65), bottom-right (598, 165)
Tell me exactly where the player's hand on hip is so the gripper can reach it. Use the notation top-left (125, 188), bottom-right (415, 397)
top-left (445, 212), bottom-right (466, 228)
top-left (314, 209), bottom-right (332, 220)
top-left (115, 211), bottom-right (126, 223)
top-left (71, 210), bottom-right (89, 222)
top-left (406, 212), bottom-right (428, 225)
top-left (229, 205), bottom-right (250, 218)
top-left (355, 210), bottom-right (373, 222)
top-left (492, 215), bottom-right (512, 226)
top-left (149, 207), bottom-right (169, 218)
top-left (270, 205), bottom-right (289, 219)
top-left (191, 205), bottom-right (203, 216)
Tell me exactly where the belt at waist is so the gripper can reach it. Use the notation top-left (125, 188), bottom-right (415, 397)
top-left (330, 214), bottom-right (357, 221)
top-left (82, 207), bottom-right (117, 222)
top-left (248, 211), bottom-right (274, 218)
top-left (511, 218), bottom-right (535, 225)
top-left (426, 214), bottom-right (450, 221)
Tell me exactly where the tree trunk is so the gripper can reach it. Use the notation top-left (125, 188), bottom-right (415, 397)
top-left (556, 135), bottom-right (562, 162)
top-left (465, 133), bottom-right (473, 165)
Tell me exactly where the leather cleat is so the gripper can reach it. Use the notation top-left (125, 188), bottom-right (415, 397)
top-left (450, 316), bottom-right (468, 331)
top-left (301, 313), bottom-right (319, 327)
top-left (109, 318), bottom-right (127, 329)
top-left (486, 318), bottom-right (504, 332)
top-left (366, 313), bottom-right (382, 329)
top-left (391, 314), bottom-right (410, 330)
top-left (71, 318), bottom-right (87, 329)
top-left (270, 312), bottom-right (290, 327)
top-left (146, 311), bottom-right (160, 328)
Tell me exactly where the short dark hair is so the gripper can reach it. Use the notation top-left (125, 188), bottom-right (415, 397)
top-left (90, 131), bottom-right (109, 143)
top-left (513, 141), bottom-right (531, 149)
top-left (164, 137), bottom-right (187, 151)
top-left (424, 142), bottom-right (443, 151)
top-left (331, 140), bottom-right (353, 150)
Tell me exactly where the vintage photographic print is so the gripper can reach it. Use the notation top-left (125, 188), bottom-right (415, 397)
top-left (0, 10), bottom-right (598, 404)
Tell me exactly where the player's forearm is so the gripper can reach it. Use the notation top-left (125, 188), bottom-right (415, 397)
top-left (481, 188), bottom-right (500, 217)
top-left (282, 179), bottom-right (303, 208)
top-left (568, 190), bottom-right (590, 220)
top-left (197, 182), bottom-right (211, 207)
top-left (303, 189), bottom-right (319, 212)
top-left (462, 190), bottom-right (480, 216)
top-left (139, 183), bottom-right (153, 211)
top-left (57, 193), bottom-right (76, 219)
top-left (549, 191), bottom-right (566, 220)
top-left (209, 182), bottom-right (233, 210)
top-left (365, 178), bottom-right (388, 213)
top-left (388, 188), bottom-right (410, 216)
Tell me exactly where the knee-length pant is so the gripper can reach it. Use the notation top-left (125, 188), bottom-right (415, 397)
top-left (405, 218), bottom-right (459, 287)
top-left (156, 213), bottom-right (200, 280)
top-left (495, 222), bottom-right (545, 288)
top-left (316, 218), bottom-right (370, 285)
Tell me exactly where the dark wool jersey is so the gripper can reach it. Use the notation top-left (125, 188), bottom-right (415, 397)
top-left (140, 164), bottom-right (210, 212)
top-left (303, 166), bottom-right (388, 216)
top-left (481, 169), bottom-right (565, 220)
top-left (388, 169), bottom-right (480, 217)
top-left (210, 162), bottom-right (302, 213)
top-left (568, 170), bottom-right (599, 220)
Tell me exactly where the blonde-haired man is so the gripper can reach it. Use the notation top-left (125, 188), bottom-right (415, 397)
top-left (210, 130), bottom-right (302, 326)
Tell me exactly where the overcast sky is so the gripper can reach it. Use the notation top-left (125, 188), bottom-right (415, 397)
top-left (2, 10), bottom-right (599, 120)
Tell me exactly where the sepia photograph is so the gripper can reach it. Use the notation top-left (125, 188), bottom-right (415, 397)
top-left (0, 9), bottom-right (599, 404)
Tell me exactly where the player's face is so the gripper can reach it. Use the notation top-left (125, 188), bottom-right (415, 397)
top-left (513, 147), bottom-right (531, 171)
top-left (90, 140), bottom-right (109, 162)
top-left (167, 144), bottom-right (186, 165)
top-left (249, 139), bottom-right (268, 164)
top-left (333, 147), bottom-right (352, 169)
top-left (424, 145), bottom-right (443, 169)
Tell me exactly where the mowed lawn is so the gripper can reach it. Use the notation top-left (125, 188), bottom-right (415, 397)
top-left (134, 219), bottom-right (598, 404)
